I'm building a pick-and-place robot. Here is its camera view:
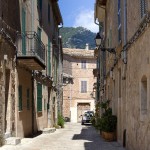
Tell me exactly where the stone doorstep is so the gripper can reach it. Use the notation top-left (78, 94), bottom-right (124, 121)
top-left (4, 132), bottom-right (11, 139)
top-left (5, 137), bottom-right (21, 145)
top-left (42, 128), bottom-right (56, 134)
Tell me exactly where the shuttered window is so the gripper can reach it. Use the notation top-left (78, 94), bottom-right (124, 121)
top-left (37, 0), bottom-right (42, 11)
top-left (81, 60), bottom-right (86, 69)
top-left (37, 83), bottom-right (42, 112)
top-left (18, 85), bottom-right (22, 111)
top-left (81, 81), bottom-right (87, 93)
top-left (22, 7), bottom-right (26, 55)
top-left (118, 0), bottom-right (121, 42)
top-left (37, 27), bottom-right (41, 40)
top-left (140, 0), bottom-right (146, 18)
top-left (27, 88), bottom-right (30, 110)
top-left (48, 38), bottom-right (51, 75)
top-left (48, 4), bottom-right (50, 22)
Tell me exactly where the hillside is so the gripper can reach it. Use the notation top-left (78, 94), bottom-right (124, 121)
top-left (60, 27), bottom-right (96, 50)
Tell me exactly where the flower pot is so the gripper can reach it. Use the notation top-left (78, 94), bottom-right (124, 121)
top-left (101, 131), bottom-right (116, 141)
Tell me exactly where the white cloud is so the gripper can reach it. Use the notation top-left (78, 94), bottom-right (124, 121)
top-left (73, 9), bottom-right (99, 33)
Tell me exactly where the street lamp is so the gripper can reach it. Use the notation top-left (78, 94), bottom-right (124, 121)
top-left (95, 32), bottom-right (116, 54)
top-left (95, 32), bottom-right (102, 46)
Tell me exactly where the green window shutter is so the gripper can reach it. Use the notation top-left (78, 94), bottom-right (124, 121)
top-left (27, 88), bottom-right (30, 110)
top-left (18, 85), bottom-right (22, 111)
top-left (37, 0), bottom-right (42, 10)
top-left (37, 27), bottom-right (41, 40)
top-left (37, 83), bottom-right (42, 112)
top-left (22, 7), bottom-right (26, 55)
top-left (48, 4), bottom-right (50, 22)
top-left (48, 38), bottom-right (51, 75)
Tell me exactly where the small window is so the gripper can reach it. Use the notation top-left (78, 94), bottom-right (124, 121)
top-left (140, 0), bottom-right (146, 18)
top-left (18, 85), bottom-right (22, 111)
top-left (37, 0), bottom-right (42, 11)
top-left (81, 81), bottom-right (87, 93)
top-left (141, 76), bottom-right (147, 115)
top-left (118, 0), bottom-right (121, 42)
top-left (48, 4), bottom-right (50, 22)
top-left (27, 88), bottom-right (30, 110)
top-left (37, 83), bottom-right (42, 112)
top-left (81, 60), bottom-right (86, 69)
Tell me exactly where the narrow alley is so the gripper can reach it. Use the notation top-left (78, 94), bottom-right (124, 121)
top-left (0, 123), bottom-right (125, 150)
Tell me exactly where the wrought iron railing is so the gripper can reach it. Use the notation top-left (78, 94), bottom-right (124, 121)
top-left (17, 31), bottom-right (45, 65)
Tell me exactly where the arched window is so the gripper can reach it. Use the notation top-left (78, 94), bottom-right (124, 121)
top-left (141, 75), bottom-right (147, 115)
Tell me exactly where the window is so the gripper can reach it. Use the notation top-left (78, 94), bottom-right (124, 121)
top-left (37, 27), bottom-right (42, 51)
top-left (81, 81), bottom-right (87, 93)
top-left (48, 4), bottom-right (50, 22)
top-left (48, 38), bottom-right (51, 75)
top-left (141, 76), bottom-right (147, 115)
top-left (140, 0), bottom-right (146, 18)
top-left (119, 69), bottom-right (121, 98)
top-left (27, 88), bottom-right (30, 110)
top-left (37, 83), bottom-right (42, 112)
top-left (81, 60), bottom-right (86, 69)
top-left (37, 27), bottom-right (42, 40)
top-left (18, 85), bottom-right (22, 111)
top-left (22, 7), bottom-right (26, 55)
top-left (118, 0), bottom-right (121, 42)
top-left (37, 0), bottom-right (42, 11)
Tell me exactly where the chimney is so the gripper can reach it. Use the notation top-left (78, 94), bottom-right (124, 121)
top-left (85, 43), bottom-right (89, 50)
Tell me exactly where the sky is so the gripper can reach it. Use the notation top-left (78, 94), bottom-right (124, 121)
top-left (58, 0), bottom-right (99, 33)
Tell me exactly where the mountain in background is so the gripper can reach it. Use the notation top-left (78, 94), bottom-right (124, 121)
top-left (60, 27), bottom-right (96, 50)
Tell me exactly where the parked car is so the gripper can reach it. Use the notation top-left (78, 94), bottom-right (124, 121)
top-left (81, 111), bottom-right (94, 125)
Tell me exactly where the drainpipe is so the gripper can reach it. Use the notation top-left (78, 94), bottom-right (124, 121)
top-left (31, 71), bottom-right (34, 136)
top-left (123, 0), bottom-right (127, 64)
top-left (58, 23), bottom-right (63, 114)
top-left (31, 0), bottom-right (35, 136)
top-left (31, 0), bottom-right (34, 31)
top-left (122, 0), bottom-right (127, 80)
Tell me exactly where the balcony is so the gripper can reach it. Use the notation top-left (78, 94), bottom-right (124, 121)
top-left (93, 68), bottom-right (100, 77)
top-left (17, 32), bottom-right (45, 70)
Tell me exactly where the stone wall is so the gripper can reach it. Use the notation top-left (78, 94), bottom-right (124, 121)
top-left (103, 0), bottom-right (150, 149)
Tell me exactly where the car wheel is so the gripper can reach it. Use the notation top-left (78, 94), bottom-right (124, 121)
top-left (81, 122), bottom-right (84, 125)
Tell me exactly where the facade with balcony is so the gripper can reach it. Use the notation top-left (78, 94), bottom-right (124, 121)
top-left (0, 0), bottom-right (63, 144)
top-left (95, 0), bottom-right (150, 149)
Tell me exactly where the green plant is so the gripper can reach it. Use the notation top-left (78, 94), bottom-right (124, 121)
top-left (97, 100), bottom-right (117, 132)
top-left (57, 113), bottom-right (64, 128)
top-left (91, 116), bottom-right (96, 126)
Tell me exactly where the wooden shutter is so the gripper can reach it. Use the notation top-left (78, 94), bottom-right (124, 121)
top-left (37, 27), bottom-right (41, 40)
top-left (140, 0), bottom-right (146, 18)
top-left (81, 60), bottom-right (86, 69)
top-left (18, 85), bottom-right (22, 111)
top-left (27, 88), bottom-right (30, 110)
top-left (37, 83), bottom-right (42, 112)
top-left (22, 7), bottom-right (26, 55)
top-left (48, 38), bottom-right (51, 75)
top-left (81, 81), bottom-right (87, 93)
top-left (48, 4), bottom-right (50, 22)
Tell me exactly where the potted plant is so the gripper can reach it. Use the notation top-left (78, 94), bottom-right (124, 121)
top-left (98, 100), bottom-right (117, 141)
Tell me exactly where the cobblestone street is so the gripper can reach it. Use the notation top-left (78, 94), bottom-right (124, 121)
top-left (0, 123), bottom-right (125, 150)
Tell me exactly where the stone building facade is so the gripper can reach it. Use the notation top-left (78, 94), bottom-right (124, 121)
top-left (63, 48), bottom-right (96, 123)
top-left (0, 0), bottom-right (63, 145)
top-left (95, 0), bottom-right (150, 150)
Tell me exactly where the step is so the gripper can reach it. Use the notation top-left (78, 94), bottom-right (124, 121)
top-left (42, 128), bottom-right (56, 134)
top-left (5, 137), bottom-right (21, 145)
top-left (4, 132), bottom-right (11, 139)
